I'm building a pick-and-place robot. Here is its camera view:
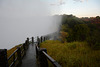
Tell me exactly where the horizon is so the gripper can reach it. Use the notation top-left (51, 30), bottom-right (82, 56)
top-left (43, 0), bottom-right (100, 17)
top-left (52, 14), bottom-right (100, 18)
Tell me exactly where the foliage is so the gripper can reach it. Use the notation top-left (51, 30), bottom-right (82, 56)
top-left (86, 23), bottom-right (100, 49)
top-left (73, 24), bottom-right (90, 41)
top-left (61, 14), bottom-right (84, 29)
top-left (40, 40), bottom-right (100, 67)
top-left (60, 14), bottom-right (100, 49)
top-left (60, 31), bottom-right (68, 43)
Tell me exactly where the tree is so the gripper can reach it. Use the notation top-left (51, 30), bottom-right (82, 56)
top-left (87, 23), bottom-right (100, 49)
top-left (73, 24), bottom-right (90, 41)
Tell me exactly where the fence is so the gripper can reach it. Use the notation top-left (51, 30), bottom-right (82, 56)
top-left (0, 37), bottom-right (33, 67)
top-left (0, 35), bottom-right (61, 67)
top-left (36, 36), bottom-right (61, 67)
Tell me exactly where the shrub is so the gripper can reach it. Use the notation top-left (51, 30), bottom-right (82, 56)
top-left (40, 40), bottom-right (100, 67)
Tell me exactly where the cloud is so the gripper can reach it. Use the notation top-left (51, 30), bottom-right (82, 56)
top-left (50, 0), bottom-right (88, 6)
top-left (50, 0), bottom-right (66, 6)
top-left (59, 0), bottom-right (66, 5)
top-left (74, 0), bottom-right (88, 2)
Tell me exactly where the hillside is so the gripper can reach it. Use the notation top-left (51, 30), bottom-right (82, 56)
top-left (40, 15), bottom-right (100, 67)
top-left (40, 40), bottom-right (100, 67)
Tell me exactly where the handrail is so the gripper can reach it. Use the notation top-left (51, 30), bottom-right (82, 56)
top-left (0, 35), bottom-right (61, 67)
top-left (42, 51), bottom-right (61, 67)
top-left (19, 44), bottom-right (23, 48)
top-left (36, 36), bottom-right (62, 67)
top-left (7, 46), bottom-right (21, 67)
top-left (9, 57), bottom-right (18, 67)
top-left (8, 49), bottom-right (18, 60)
top-left (7, 38), bottom-right (30, 67)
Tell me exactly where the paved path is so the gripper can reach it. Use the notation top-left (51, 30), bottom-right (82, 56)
top-left (20, 44), bottom-right (37, 67)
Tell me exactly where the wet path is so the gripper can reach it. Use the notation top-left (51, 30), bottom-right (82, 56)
top-left (20, 44), bottom-right (37, 67)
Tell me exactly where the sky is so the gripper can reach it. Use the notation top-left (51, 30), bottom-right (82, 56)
top-left (42, 0), bottom-right (100, 17)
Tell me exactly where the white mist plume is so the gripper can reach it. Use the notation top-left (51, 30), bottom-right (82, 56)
top-left (0, 0), bottom-right (61, 49)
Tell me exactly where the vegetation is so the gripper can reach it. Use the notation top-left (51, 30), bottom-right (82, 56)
top-left (40, 15), bottom-right (100, 67)
top-left (40, 40), bottom-right (100, 67)
top-left (60, 14), bottom-right (100, 49)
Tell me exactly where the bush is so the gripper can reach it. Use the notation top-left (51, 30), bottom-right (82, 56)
top-left (40, 40), bottom-right (100, 67)
top-left (67, 43), bottom-right (76, 49)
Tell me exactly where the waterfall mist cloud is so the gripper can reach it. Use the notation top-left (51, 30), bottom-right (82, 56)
top-left (0, 0), bottom-right (61, 49)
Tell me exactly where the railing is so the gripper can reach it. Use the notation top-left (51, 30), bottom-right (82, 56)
top-left (36, 36), bottom-right (61, 67)
top-left (0, 34), bottom-right (61, 67)
top-left (0, 37), bottom-right (33, 67)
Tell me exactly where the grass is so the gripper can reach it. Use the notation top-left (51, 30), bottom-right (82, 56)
top-left (40, 40), bottom-right (100, 67)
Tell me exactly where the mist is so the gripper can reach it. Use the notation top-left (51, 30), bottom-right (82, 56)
top-left (0, 0), bottom-right (62, 49)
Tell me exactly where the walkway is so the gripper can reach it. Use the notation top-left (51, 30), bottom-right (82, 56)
top-left (20, 43), bottom-right (37, 67)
